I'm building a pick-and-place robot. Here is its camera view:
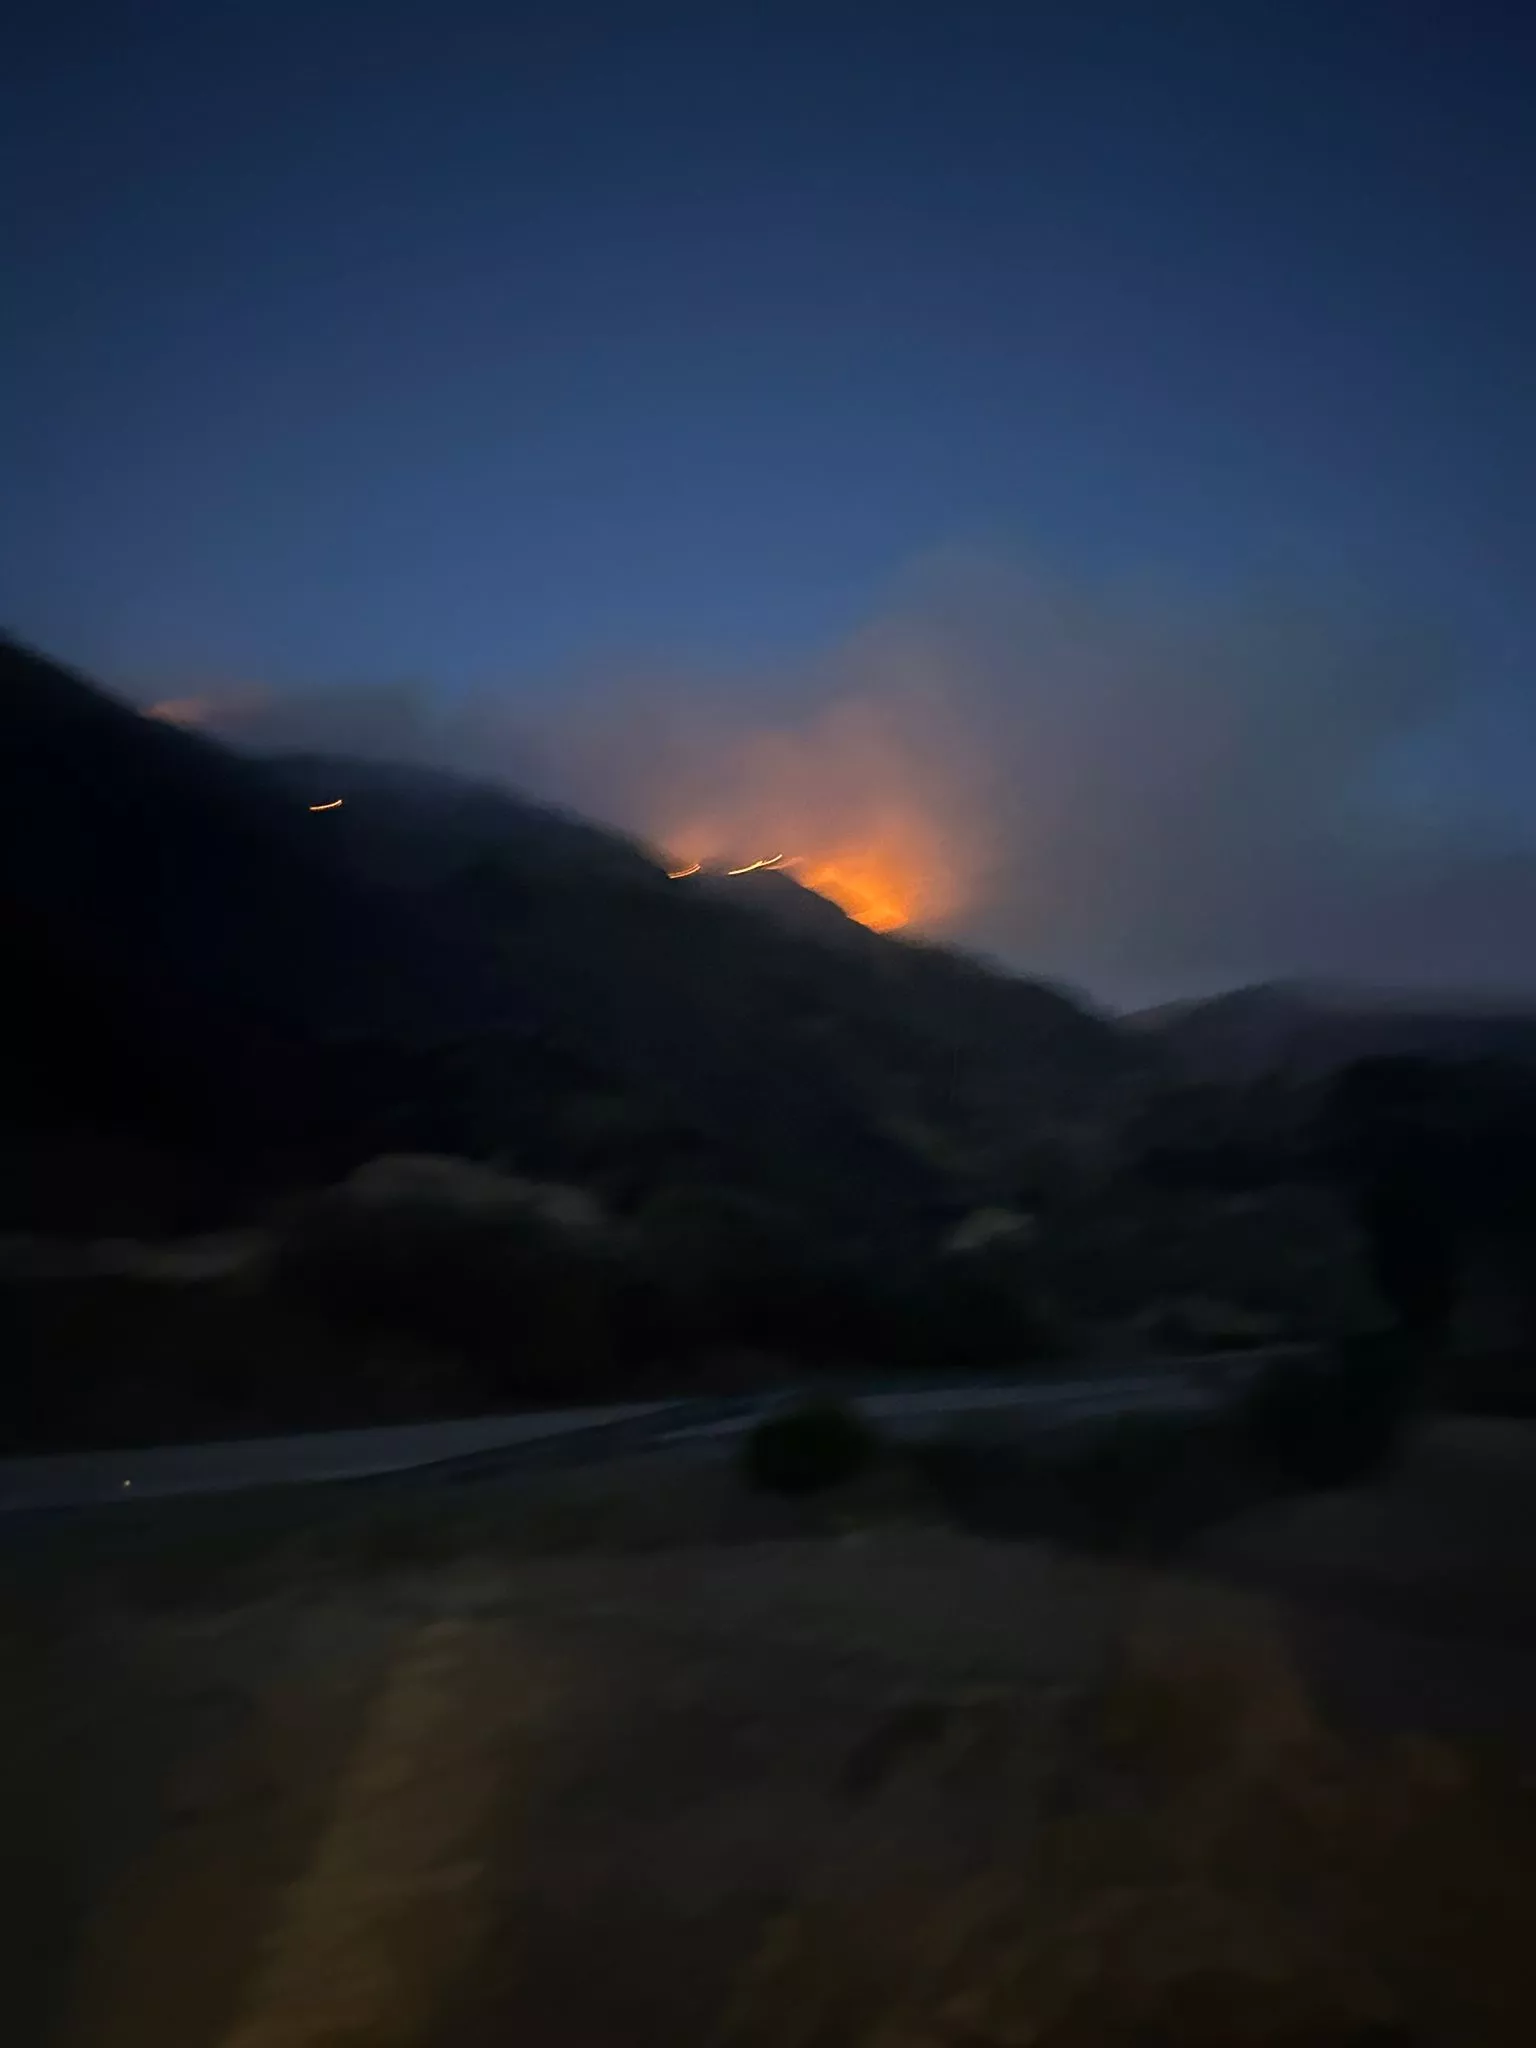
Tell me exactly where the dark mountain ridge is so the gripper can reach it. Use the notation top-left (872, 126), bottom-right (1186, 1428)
top-left (1131, 979), bottom-right (1536, 1088)
top-left (3, 641), bottom-right (1143, 1236)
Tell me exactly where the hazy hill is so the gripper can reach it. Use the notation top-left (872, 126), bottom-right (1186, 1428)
top-left (264, 751), bottom-right (1148, 1217)
top-left (1130, 979), bottom-right (1536, 1087)
top-left (0, 638), bottom-right (529, 1228)
top-left (2, 643), bottom-right (1145, 1236)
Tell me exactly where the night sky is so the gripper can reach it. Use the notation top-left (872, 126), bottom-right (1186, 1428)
top-left (6, 2), bottom-right (1535, 1003)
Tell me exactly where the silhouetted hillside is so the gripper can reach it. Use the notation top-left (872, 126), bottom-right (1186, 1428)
top-left (1131, 980), bottom-right (1536, 1087)
top-left (2, 644), bottom-right (1145, 1237)
top-left (265, 750), bottom-right (1147, 1223)
top-left (1, 639), bottom-right (530, 1226)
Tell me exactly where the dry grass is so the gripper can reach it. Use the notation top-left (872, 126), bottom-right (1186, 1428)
top-left (4, 1433), bottom-right (1536, 2046)
top-left (717, 1583), bottom-right (1536, 2048)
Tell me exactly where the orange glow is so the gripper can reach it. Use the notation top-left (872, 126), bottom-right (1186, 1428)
top-left (612, 678), bottom-right (998, 938)
top-left (636, 684), bottom-right (989, 938)
top-left (144, 686), bottom-right (269, 730)
top-left (795, 853), bottom-right (915, 933)
top-left (658, 841), bottom-right (927, 932)
top-left (308, 798), bottom-right (344, 812)
top-left (146, 696), bottom-right (219, 728)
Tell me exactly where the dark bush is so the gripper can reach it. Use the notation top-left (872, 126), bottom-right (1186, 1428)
top-left (630, 1183), bottom-right (808, 1346)
top-left (1445, 1348), bottom-right (1536, 1418)
top-left (916, 1410), bottom-right (1244, 1552)
top-left (739, 1399), bottom-right (879, 1496)
top-left (629, 1184), bottom-right (905, 1366)
top-left (0, 1269), bottom-right (474, 1451)
top-left (1060, 1413), bottom-right (1197, 1535)
top-left (269, 1185), bottom-right (625, 1399)
top-left (1239, 1333), bottom-right (1418, 1490)
top-left (889, 1250), bottom-right (1059, 1374)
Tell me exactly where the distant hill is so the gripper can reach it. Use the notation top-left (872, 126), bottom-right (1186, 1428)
top-left (1, 638), bottom-right (537, 1227)
top-left (699, 863), bottom-right (878, 947)
top-left (2, 643), bottom-right (1146, 1235)
top-left (263, 750), bottom-right (1148, 1218)
top-left (1130, 979), bottom-right (1536, 1086)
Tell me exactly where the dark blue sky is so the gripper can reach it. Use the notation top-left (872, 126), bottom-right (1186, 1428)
top-left (6, 1), bottom-right (1535, 997)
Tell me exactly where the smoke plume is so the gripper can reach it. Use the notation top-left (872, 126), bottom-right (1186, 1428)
top-left (141, 555), bottom-right (1536, 1009)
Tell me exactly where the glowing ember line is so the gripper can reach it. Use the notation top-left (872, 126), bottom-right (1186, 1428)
top-left (725, 853), bottom-right (785, 876)
top-left (146, 697), bottom-right (213, 727)
top-left (796, 856), bottom-right (912, 932)
top-left (666, 861), bottom-right (702, 879)
top-left (308, 798), bottom-right (345, 812)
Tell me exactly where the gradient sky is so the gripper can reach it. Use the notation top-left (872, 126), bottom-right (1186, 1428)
top-left (6, 2), bottom-right (1535, 1000)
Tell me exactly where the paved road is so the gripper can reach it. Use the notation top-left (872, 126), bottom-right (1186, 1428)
top-left (0, 1351), bottom-right (1302, 1514)
top-left (0, 1402), bottom-right (678, 1513)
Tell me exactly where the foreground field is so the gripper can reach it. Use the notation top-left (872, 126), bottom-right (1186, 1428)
top-left (4, 1426), bottom-right (1535, 2047)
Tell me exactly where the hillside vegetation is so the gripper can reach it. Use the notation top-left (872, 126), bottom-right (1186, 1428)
top-left (1, 639), bottom-right (1172, 1440)
top-left (1132, 979), bottom-right (1536, 1087)
top-left (14, 637), bottom-right (1535, 1441)
top-left (2, 638), bottom-right (1142, 1244)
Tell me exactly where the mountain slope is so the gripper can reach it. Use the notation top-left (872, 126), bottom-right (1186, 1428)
top-left (1131, 980), bottom-right (1536, 1087)
top-left (0, 640), bottom-right (536, 1223)
top-left (2, 643), bottom-right (1146, 1234)
top-left (264, 750), bottom-right (1147, 1210)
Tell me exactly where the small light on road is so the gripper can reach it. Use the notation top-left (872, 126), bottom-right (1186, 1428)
top-left (123, 1479), bottom-right (132, 1489)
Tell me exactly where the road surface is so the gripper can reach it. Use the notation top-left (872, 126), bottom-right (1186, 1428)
top-left (0, 1352), bottom-right (1299, 1514)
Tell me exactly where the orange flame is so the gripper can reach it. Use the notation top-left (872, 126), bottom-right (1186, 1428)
top-left (661, 843), bottom-right (924, 932)
top-left (794, 854), bottom-right (913, 933)
top-left (625, 688), bottom-right (990, 936)
top-left (144, 686), bottom-right (270, 731)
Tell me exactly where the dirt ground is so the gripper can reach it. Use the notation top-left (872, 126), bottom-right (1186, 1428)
top-left (3, 1425), bottom-right (1535, 2048)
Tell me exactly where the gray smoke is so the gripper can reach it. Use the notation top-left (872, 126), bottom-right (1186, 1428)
top-left (146, 554), bottom-right (1536, 1009)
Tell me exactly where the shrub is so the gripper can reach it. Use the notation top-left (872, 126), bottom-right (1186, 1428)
top-left (1059, 1413), bottom-right (1196, 1535)
top-left (740, 1399), bottom-right (879, 1496)
top-left (0, 1268), bottom-right (450, 1450)
top-left (629, 1184), bottom-right (901, 1365)
top-left (889, 1250), bottom-right (1059, 1373)
top-left (1045, 1411), bottom-right (1259, 1550)
top-left (269, 1171), bottom-right (626, 1399)
top-left (1446, 1348), bottom-right (1536, 1418)
top-left (915, 1410), bottom-right (1242, 1552)
top-left (1139, 1297), bottom-right (1278, 1355)
top-left (1239, 1333), bottom-right (1418, 1490)
top-left (630, 1183), bottom-right (805, 1346)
